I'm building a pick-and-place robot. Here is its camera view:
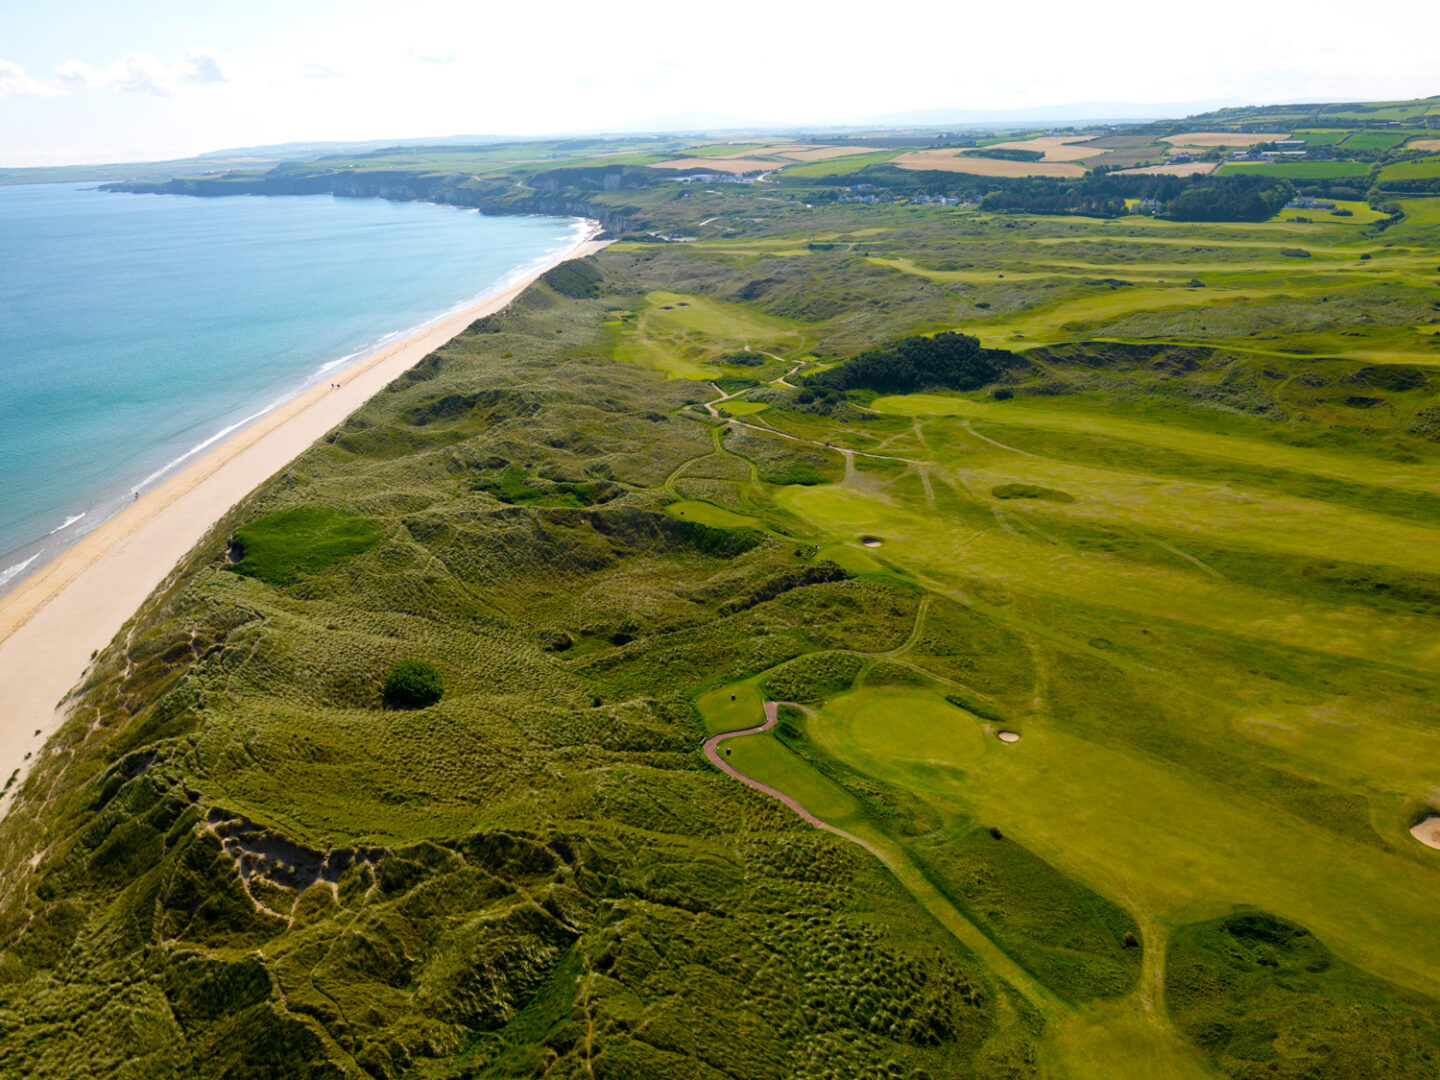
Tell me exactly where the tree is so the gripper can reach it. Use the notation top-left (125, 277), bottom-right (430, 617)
top-left (383, 659), bottom-right (444, 709)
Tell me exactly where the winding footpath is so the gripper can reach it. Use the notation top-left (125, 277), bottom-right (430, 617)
top-left (702, 701), bottom-right (882, 857)
top-left (701, 697), bottom-right (1063, 1020)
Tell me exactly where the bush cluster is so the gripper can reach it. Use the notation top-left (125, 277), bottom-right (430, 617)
top-left (811, 332), bottom-right (1018, 395)
top-left (383, 659), bottom-right (444, 709)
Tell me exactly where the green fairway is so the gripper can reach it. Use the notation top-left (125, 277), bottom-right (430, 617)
top-left (613, 289), bottom-right (804, 377)
top-left (815, 542), bottom-right (887, 574)
top-left (726, 732), bottom-right (872, 827)
top-left (870, 392), bottom-right (968, 416)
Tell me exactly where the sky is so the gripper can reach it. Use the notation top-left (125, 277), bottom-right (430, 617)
top-left (1, 0), bottom-right (1438, 166)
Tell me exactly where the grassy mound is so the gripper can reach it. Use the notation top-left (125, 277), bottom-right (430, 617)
top-left (228, 507), bottom-right (385, 586)
top-left (1167, 912), bottom-right (1440, 1078)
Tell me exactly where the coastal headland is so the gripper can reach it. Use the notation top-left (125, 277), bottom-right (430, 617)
top-left (0, 226), bottom-right (607, 809)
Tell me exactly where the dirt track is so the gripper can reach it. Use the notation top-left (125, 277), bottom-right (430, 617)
top-left (702, 700), bottom-right (880, 856)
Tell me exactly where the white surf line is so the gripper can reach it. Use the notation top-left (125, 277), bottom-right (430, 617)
top-left (0, 555), bottom-right (40, 589)
top-left (48, 514), bottom-right (86, 535)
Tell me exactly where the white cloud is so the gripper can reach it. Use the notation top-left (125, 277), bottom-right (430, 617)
top-left (0, 60), bottom-right (61, 98)
top-left (110, 53), bottom-right (175, 96)
top-left (54, 48), bottom-right (231, 97)
top-left (410, 49), bottom-right (456, 65)
top-left (301, 62), bottom-right (343, 80)
top-left (181, 46), bottom-right (230, 85)
top-left (54, 59), bottom-right (103, 89)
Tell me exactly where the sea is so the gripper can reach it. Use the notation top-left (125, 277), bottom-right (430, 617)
top-left (0, 183), bottom-right (584, 592)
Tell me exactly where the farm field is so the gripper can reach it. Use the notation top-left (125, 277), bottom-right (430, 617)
top-left (1222, 159), bottom-right (1373, 179)
top-left (1289, 129), bottom-right (1350, 146)
top-left (891, 149), bottom-right (1087, 176)
top-left (771, 145), bottom-right (889, 162)
top-left (648, 155), bottom-right (786, 173)
top-left (1081, 145), bottom-right (1166, 168)
top-left (779, 149), bottom-right (902, 177)
top-left (1113, 161), bottom-right (1216, 177)
top-left (1162, 132), bottom-right (1279, 146)
top-left (982, 136), bottom-right (1102, 162)
top-left (7, 125), bottom-right (1440, 1080)
top-left (1381, 156), bottom-right (1440, 181)
top-left (1341, 131), bottom-right (1409, 150)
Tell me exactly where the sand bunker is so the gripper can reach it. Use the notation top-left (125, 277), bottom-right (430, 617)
top-left (861, 536), bottom-right (883, 548)
top-left (1410, 814), bottom-right (1440, 850)
top-left (997, 731), bottom-right (1021, 743)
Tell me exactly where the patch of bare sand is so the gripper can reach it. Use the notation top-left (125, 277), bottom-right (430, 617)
top-left (997, 731), bottom-right (1021, 743)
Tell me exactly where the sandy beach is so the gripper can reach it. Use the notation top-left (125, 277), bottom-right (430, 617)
top-left (0, 226), bottom-right (609, 814)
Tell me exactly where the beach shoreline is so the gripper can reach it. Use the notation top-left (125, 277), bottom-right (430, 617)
top-left (0, 223), bottom-right (609, 815)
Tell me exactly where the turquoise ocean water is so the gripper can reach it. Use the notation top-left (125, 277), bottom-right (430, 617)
top-left (0, 183), bottom-right (582, 590)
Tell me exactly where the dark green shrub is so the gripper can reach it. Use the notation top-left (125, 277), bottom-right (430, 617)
top-left (382, 660), bottom-right (444, 709)
top-left (992, 483), bottom-right (1076, 504)
top-left (712, 350), bottom-right (765, 366)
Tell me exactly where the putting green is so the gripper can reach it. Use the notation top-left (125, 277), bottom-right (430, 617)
top-left (719, 400), bottom-right (769, 416)
top-left (664, 501), bottom-right (759, 528)
top-left (695, 683), bottom-right (765, 735)
top-left (775, 484), bottom-right (889, 529)
top-left (809, 689), bottom-right (989, 797)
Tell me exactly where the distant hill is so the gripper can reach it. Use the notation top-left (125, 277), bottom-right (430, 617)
top-left (1182, 95), bottom-right (1440, 128)
top-left (854, 100), bottom-right (1248, 126)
